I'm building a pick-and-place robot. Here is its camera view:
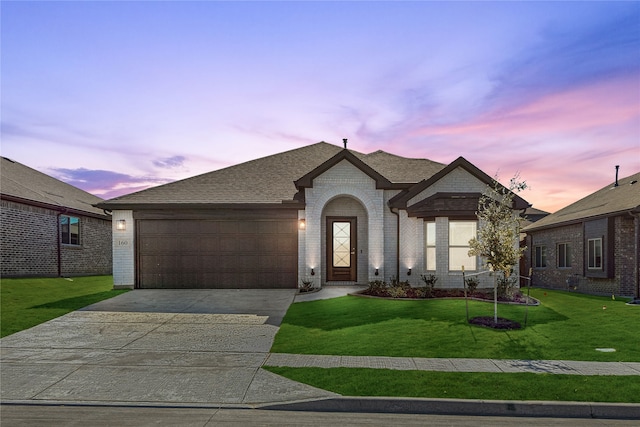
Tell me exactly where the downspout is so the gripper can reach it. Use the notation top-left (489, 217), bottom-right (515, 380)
top-left (389, 205), bottom-right (400, 280)
top-left (56, 209), bottom-right (68, 277)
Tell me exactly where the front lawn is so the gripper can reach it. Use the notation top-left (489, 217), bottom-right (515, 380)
top-left (0, 276), bottom-right (128, 337)
top-left (268, 288), bottom-right (640, 403)
top-left (264, 367), bottom-right (640, 403)
top-left (271, 288), bottom-right (640, 362)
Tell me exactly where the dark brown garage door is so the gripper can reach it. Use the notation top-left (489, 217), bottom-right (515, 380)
top-left (137, 219), bottom-right (297, 289)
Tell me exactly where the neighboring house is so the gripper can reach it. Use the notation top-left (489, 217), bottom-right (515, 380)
top-left (1, 157), bottom-right (112, 277)
top-left (97, 141), bottom-right (529, 290)
top-left (523, 171), bottom-right (640, 298)
top-left (518, 207), bottom-right (550, 286)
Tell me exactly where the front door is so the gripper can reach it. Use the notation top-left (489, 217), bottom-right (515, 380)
top-left (327, 217), bottom-right (357, 281)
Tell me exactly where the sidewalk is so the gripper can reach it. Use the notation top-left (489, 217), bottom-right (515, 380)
top-left (265, 353), bottom-right (640, 376)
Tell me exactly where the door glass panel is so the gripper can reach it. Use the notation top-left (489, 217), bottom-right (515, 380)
top-left (333, 222), bottom-right (351, 267)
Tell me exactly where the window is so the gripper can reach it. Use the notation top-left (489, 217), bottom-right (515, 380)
top-left (534, 245), bottom-right (547, 268)
top-left (425, 221), bottom-right (436, 270)
top-left (557, 243), bottom-right (571, 268)
top-left (588, 238), bottom-right (602, 270)
top-left (61, 215), bottom-right (80, 245)
top-left (449, 221), bottom-right (476, 271)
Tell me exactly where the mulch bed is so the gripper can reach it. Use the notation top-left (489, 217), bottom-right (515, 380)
top-left (360, 287), bottom-right (535, 305)
top-left (468, 316), bottom-right (522, 330)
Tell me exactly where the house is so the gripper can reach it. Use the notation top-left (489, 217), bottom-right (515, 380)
top-left (1, 156), bottom-right (112, 277)
top-left (522, 170), bottom-right (640, 298)
top-left (97, 141), bottom-right (529, 290)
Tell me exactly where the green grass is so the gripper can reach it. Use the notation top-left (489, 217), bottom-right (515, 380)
top-left (268, 289), bottom-right (640, 403)
top-left (271, 288), bottom-right (640, 362)
top-left (265, 367), bottom-right (640, 403)
top-left (1, 276), bottom-right (128, 337)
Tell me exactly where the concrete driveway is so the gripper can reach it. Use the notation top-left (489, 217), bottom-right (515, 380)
top-left (0, 289), bottom-right (337, 407)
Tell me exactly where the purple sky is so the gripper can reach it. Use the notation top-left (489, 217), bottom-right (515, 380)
top-left (2, 1), bottom-right (638, 213)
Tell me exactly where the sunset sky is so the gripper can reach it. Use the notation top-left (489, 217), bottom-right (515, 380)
top-left (2, 1), bottom-right (639, 213)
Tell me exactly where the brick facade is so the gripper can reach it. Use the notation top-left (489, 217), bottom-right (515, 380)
top-left (301, 159), bottom-right (385, 287)
top-left (298, 162), bottom-right (518, 289)
top-left (1, 199), bottom-right (112, 277)
top-left (525, 215), bottom-right (638, 297)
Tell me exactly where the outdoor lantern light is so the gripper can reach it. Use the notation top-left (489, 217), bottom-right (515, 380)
top-left (407, 268), bottom-right (412, 276)
top-left (116, 219), bottom-right (126, 231)
top-left (311, 268), bottom-right (315, 276)
top-left (299, 219), bottom-right (306, 230)
top-left (375, 268), bottom-right (379, 276)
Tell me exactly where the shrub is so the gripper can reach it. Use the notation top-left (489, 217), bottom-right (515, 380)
top-left (420, 274), bottom-right (438, 298)
top-left (497, 274), bottom-right (518, 299)
top-left (465, 277), bottom-right (479, 295)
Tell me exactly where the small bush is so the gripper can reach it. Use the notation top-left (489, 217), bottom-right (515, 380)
top-left (420, 274), bottom-right (438, 298)
top-left (497, 274), bottom-right (518, 299)
top-left (465, 277), bottom-right (479, 295)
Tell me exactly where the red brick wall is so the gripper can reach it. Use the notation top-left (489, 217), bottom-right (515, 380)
top-left (526, 215), bottom-right (638, 298)
top-left (615, 215), bottom-right (637, 297)
top-left (1, 200), bottom-right (112, 277)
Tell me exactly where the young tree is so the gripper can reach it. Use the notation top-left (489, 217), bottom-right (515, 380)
top-left (468, 175), bottom-right (527, 324)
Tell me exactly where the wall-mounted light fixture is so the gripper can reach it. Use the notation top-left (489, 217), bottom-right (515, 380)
top-left (311, 268), bottom-right (315, 276)
top-left (116, 219), bottom-right (126, 231)
top-left (299, 219), bottom-right (306, 230)
top-left (374, 268), bottom-right (379, 276)
top-left (407, 268), bottom-right (412, 276)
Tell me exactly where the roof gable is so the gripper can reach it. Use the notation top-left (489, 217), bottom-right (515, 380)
top-left (524, 171), bottom-right (640, 231)
top-left (389, 156), bottom-right (530, 210)
top-left (0, 156), bottom-right (107, 218)
top-left (294, 149), bottom-right (393, 191)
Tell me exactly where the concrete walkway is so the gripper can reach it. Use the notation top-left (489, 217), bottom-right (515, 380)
top-left (266, 353), bottom-right (640, 376)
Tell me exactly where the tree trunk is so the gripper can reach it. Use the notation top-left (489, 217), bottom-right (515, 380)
top-left (493, 274), bottom-right (498, 323)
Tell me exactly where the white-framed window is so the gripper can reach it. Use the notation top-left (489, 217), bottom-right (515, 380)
top-left (61, 215), bottom-right (80, 245)
top-left (449, 221), bottom-right (476, 271)
top-left (534, 245), bottom-right (546, 268)
top-left (557, 243), bottom-right (571, 268)
top-left (588, 238), bottom-right (602, 270)
top-left (425, 221), bottom-right (436, 271)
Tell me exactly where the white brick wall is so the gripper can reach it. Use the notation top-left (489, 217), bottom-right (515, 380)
top-left (112, 210), bottom-right (135, 289)
top-left (400, 167), bottom-right (520, 289)
top-left (302, 160), bottom-right (385, 286)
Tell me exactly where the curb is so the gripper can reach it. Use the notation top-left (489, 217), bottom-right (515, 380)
top-left (259, 397), bottom-right (640, 420)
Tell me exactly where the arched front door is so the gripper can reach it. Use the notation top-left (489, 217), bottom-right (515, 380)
top-left (326, 217), bottom-right (357, 281)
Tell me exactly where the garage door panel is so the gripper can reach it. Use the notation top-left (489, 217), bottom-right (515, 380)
top-left (277, 236), bottom-right (297, 252)
top-left (219, 222), bottom-right (239, 234)
top-left (138, 218), bottom-right (297, 289)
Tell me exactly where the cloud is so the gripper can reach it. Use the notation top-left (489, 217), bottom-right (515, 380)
top-left (152, 155), bottom-right (186, 169)
top-left (48, 167), bottom-right (173, 198)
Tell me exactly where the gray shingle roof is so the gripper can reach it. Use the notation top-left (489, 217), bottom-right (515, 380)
top-left (1, 156), bottom-right (107, 217)
top-left (98, 142), bottom-right (447, 208)
top-left (523, 171), bottom-right (640, 231)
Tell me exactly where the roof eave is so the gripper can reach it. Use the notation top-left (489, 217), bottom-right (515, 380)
top-left (523, 206), bottom-right (640, 233)
top-left (95, 201), bottom-right (304, 211)
top-left (2, 194), bottom-right (110, 219)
